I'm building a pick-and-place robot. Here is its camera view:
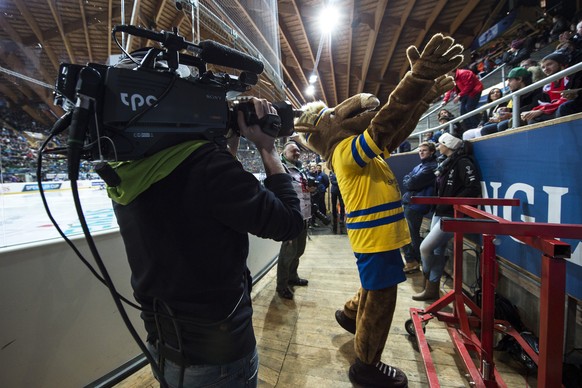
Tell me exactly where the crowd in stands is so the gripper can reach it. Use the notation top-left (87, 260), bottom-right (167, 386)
top-left (429, 6), bottom-right (582, 144)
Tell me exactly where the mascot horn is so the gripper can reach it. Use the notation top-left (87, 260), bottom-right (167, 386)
top-left (293, 33), bottom-right (463, 388)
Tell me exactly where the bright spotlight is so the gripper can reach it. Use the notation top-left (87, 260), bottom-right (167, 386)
top-left (319, 6), bottom-right (340, 33)
top-left (305, 84), bottom-right (315, 96)
top-left (309, 74), bottom-right (318, 84)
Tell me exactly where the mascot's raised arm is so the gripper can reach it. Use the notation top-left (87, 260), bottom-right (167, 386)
top-left (292, 33), bottom-right (464, 388)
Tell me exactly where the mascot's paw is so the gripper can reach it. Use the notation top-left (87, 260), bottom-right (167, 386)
top-left (424, 74), bottom-right (455, 104)
top-left (407, 33), bottom-right (464, 80)
top-left (349, 358), bottom-right (408, 388)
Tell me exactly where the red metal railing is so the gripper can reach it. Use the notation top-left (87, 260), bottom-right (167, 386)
top-left (407, 196), bottom-right (582, 388)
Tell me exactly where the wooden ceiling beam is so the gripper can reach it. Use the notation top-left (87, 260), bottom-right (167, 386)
top-left (397, 0), bottom-right (447, 80)
top-left (344, 0), bottom-right (355, 102)
top-left (0, 13), bottom-right (59, 87)
top-left (356, 0), bottom-right (388, 94)
top-left (289, 0), bottom-right (327, 103)
top-left (46, 0), bottom-right (76, 63)
top-left (449, 0), bottom-right (481, 35)
top-left (279, 22), bottom-right (308, 104)
top-left (108, 0), bottom-right (113, 57)
top-left (0, 83), bottom-right (21, 104)
top-left (13, 0), bottom-right (60, 72)
top-left (20, 7), bottom-right (121, 46)
top-left (372, 0), bottom-right (417, 98)
top-left (78, 0), bottom-right (94, 62)
top-left (125, 0), bottom-right (143, 53)
top-left (326, 34), bottom-right (338, 107)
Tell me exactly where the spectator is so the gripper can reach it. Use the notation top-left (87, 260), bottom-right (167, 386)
top-left (479, 88), bottom-right (507, 126)
top-left (401, 142), bottom-right (437, 274)
top-left (477, 67), bottom-right (545, 137)
top-left (549, 14), bottom-right (570, 42)
top-left (436, 109), bottom-right (463, 138)
top-left (520, 52), bottom-right (569, 124)
top-left (557, 20), bottom-right (582, 118)
top-left (413, 134), bottom-right (480, 301)
top-left (398, 139), bottom-right (411, 153)
top-left (329, 171), bottom-right (345, 234)
top-left (314, 163), bottom-right (329, 214)
top-left (520, 58), bottom-right (546, 83)
top-left (463, 87), bottom-right (507, 140)
top-left (109, 97), bottom-right (304, 387)
top-left (441, 68), bottom-right (484, 129)
top-left (276, 141), bottom-right (313, 300)
top-left (502, 39), bottom-right (532, 67)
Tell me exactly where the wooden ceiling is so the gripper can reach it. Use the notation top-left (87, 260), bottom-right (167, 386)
top-left (0, 0), bottom-right (506, 128)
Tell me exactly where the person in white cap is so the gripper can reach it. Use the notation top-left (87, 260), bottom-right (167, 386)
top-left (413, 133), bottom-right (481, 301)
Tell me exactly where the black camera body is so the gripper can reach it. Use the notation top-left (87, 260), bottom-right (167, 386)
top-left (307, 177), bottom-right (319, 188)
top-left (53, 25), bottom-right (295, 162)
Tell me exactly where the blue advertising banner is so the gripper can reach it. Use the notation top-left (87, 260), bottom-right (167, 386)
top-left (471, 11), bottom-right (516, 50)
top-left (473, 120), bottom-right (582, 299)
top-left (389, 118), bottom-right (582, 300)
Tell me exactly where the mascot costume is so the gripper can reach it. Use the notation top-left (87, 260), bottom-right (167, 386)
top-left (293, 34), bottom-right (464, 387)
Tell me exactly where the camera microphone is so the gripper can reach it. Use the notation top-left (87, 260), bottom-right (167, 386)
top-left (198, 40), bottom-right (264, 75)
top-left (68, 66), bottom-right (101, 181)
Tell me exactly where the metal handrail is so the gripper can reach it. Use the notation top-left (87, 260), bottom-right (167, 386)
top-left (411, 60), bottom-right (582, 143)
top-left (416, 64), bottom-right (507, 126)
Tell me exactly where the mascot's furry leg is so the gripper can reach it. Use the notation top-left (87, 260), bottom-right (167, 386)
top-left (341, 287), bottom-right (406, 387)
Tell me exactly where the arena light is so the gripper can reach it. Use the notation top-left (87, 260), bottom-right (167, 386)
top-left (319, 6), bottom-right (340, 33)
top-left (305, 84), bottom-right (315, 96)
top-left (309, 74), bottom-right (318, 84)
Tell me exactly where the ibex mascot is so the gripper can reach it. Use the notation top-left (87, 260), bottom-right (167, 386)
top-left (293, 34), bottom-right (463, 386)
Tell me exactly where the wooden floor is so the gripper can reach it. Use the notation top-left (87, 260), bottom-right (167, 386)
top-left (114, 226), bottom-right (538, 388)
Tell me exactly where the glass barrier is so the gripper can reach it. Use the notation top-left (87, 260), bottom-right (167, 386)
top-left (0, 0), bottom-right (282, 248)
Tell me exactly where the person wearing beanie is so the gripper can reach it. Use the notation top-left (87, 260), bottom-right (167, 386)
top-left (413, 133), bottom-right (481, 301)
top-left (520, 52), bottom-right (569, 124)
top-left (502, 38), bottom-right (532, 67)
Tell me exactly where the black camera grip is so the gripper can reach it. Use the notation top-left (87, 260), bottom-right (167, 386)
top-left (234, 102), bottom-right (281, 137)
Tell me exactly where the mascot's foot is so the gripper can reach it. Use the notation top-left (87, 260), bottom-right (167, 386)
top-left (349, 358), bottom-right (408, 388)
top-left (335, 310), bottom-right (356, 334)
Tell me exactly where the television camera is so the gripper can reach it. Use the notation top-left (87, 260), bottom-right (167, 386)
top-left (52, 24), bottom-right (295, 170)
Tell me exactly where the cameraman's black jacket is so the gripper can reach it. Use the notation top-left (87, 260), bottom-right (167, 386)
top-left (110, 141), bottom-right (303, 365)
top-left (434, 149), bottom-right (481, 217)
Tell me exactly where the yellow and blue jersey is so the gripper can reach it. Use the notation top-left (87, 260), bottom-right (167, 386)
top-left (332, 129), bottom-right (411, 254)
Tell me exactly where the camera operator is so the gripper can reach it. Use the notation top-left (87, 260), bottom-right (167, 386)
top-left (109, 97), bottom-right (303, 387)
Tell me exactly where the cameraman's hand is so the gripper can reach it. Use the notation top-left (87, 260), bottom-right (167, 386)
top-left (237, 98), bottom-right (278, 151)
top-left (238, 98), bottom-right (285, 176)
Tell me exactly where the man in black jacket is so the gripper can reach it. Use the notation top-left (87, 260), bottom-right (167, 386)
top-left (109, 98), bottom-right (303, 388)
top-left (479, 67), bottom-right (545, 136)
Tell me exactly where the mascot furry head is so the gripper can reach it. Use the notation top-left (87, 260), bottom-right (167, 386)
top-left (293, 33), bottom-right (463, 168)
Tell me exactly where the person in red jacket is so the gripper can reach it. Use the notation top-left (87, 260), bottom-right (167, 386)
top-left (520, 52), bottom-right (569, 124)
top-left (441, 68), bottom-right (484, 130)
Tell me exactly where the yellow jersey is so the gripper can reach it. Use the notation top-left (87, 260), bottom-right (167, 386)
top-left (332, 129), bottom-right (411, 253)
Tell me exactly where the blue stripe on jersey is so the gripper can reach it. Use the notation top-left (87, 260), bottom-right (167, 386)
top-left (346, 200), bottom-right (403, 218)
top-left (346, 212), bottom-right (405, 230)
top-left (358, 133), bottom-right (377, 159)
top-left (351, 137), bottom-right (366, 167)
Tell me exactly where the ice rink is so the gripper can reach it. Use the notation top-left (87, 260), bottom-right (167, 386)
top-left (0, 186), bottom-right (115, 248)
